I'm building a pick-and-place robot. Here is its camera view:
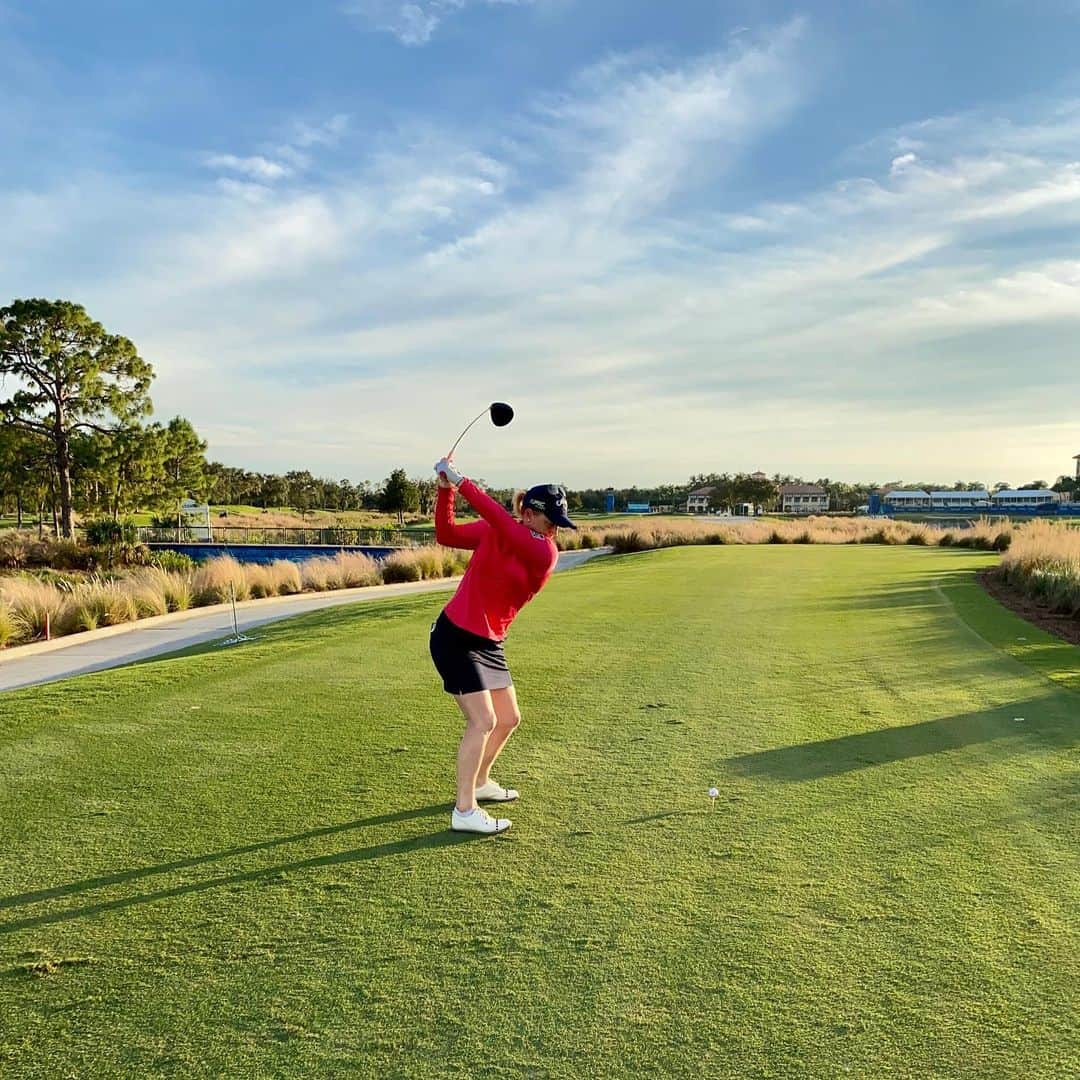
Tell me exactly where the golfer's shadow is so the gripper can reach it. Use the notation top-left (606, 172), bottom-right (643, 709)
top-left (0, 802), bottom-right (467, 936)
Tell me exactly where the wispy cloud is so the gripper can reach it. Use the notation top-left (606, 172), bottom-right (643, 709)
top-left (4, 22), bottom-right (1080, 485)
top-left (205, 154), bottom-right (291, 182)
top-left (343, 0), bottom-right (538, 46)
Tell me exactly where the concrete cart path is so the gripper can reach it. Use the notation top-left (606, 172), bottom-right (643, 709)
top-left (0, 547), bottom-right (610, 693)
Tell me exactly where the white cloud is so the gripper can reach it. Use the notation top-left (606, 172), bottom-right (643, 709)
top-left (205, 154), bottom-right (291, 182)
top-left (890, 151), bottom-right (917, 175)
top-left (343, 0), bottom-right (537, 46)
top-left (291, 113), bottom-right (350, 148)
top-left (4, 29), bottom-right (1080, 487)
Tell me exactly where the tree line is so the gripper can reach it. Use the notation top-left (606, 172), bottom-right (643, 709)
top-left (3, 299), bottom-right (1075, 536)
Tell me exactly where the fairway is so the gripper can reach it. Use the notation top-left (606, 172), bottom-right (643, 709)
top-left (1, 547), bottom-right (1077, 1078)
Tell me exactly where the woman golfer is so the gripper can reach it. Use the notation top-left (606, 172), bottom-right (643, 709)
top-left (430, 456), bottom-right (576, 834)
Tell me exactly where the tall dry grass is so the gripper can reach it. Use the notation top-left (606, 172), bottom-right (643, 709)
top-left (299, 552), bottom-right (382, 591)
top-left (999, 520), bottom-right (1080, 615)
top-left (191, 556), bottom-right (250, 606)
top-left (0, 577), bottom-right (67, 640)
top-left (268, 560), bottom-right (303, 595)
top-left (380, 546), bottom-right (469, 584)
top-left (596, 515), bottom-right (1016, 554)
top-left (61, 581), bottom-right (140, 633)
top-left (0, 598), bottom-right (19, 647)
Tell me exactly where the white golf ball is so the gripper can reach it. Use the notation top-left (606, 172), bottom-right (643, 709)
top-left (708, 787), bottom-right (719, 799)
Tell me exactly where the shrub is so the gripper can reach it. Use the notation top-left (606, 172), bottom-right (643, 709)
top-left (580, 531), bottom-right (598, 549)
top-left (0, 531), bottom-right (31, 569)
top-left (150, 550), bottom-right (196, 574)
top-left (46, 539), bottom-right (97, 571)
top-left (83, 519), bottom-right (132, 546)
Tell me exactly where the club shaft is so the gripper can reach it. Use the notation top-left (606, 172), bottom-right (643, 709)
top-left (447, 408), bottom-right (489, 458)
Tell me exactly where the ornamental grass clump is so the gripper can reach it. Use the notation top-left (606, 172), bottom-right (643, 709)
top-left (268, 560), bottom-right (303, 595)
top-left (300, 558), bottom-right (335, 592)
top-left (954, 517), bottom-right (1015, 552)
top-left (244, 564), bottom-right (278, 599)
top-left (192, 556), bottom-right (249, 606)
top-left (412, 548), bottom-right (445, 580)
top-left (0, 531), bottom-right (35, 570)
top-left (379, 550), bottom-right (424, 583)
top-left (1000, 520), bottom-right (1080, 615)
top-left (60, 581), bottom-right (139, 633)
top-left (0, 577), bottom-right (66, 640)
top-left (124, 574), bottom-right (170, 619)
top-left (441, 549), bottom-right (470, 577)
top-left (330, 552), bottom-right (381, 589)
top-left (0, 598), bottom-right (21, 647)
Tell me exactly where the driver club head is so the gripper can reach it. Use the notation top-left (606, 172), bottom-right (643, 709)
top-left (490, 402), bottom-right (514, 428)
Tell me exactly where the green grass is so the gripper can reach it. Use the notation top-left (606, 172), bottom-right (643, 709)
top-left (0, 547), bottom-right (1077, 1079)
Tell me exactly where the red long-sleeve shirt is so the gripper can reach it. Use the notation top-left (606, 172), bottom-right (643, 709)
top-left (435, 479), bottom-right (558, 641)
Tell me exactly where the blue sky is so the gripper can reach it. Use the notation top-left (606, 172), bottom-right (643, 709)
top-left (3, 0), bottom-right (1080, 487)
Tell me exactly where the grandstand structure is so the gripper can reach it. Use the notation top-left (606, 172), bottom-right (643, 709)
top-left (873, 487), bottom-right (1078, 517)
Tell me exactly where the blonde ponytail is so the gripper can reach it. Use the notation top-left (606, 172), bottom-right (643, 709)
top-left (512, 490), bottom-right (526, 520)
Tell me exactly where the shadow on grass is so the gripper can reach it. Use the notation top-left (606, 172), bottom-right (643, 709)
top-left (0, 802), bottom-right (449, 917)
top-left (725, 694), bottom-right (1077, 783)
top-left (0, 822), bottom-right (478, 936)
top-left (817, 565), bottom-right (986, 614)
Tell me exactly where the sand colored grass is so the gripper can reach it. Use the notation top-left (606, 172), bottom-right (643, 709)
top-left (1000, 519), bottom-right (1080, 614)
top-left (587, 514), bottom-right (1017, 553)
top-left (267, 560), bottom-right (303, 595)
top-left (191, 555), bottom-right (251, 606)
top-left (0, 598), bottom-right (17, 647)
top-left (59, 581), bottom-right (141, 633)
top-left (0, 577), bottom-right (67, 641)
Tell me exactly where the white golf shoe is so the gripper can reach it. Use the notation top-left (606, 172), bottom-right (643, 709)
top-left (451, 807), bottom-right (511, 834)
top-left (474, 780), bottom-right (519, 803)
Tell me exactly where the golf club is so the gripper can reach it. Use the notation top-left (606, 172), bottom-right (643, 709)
top-left (447, 402), bottom-right (514, 459)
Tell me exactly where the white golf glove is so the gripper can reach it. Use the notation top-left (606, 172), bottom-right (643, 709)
top-left (435, 458), bottom-right (465, 486)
